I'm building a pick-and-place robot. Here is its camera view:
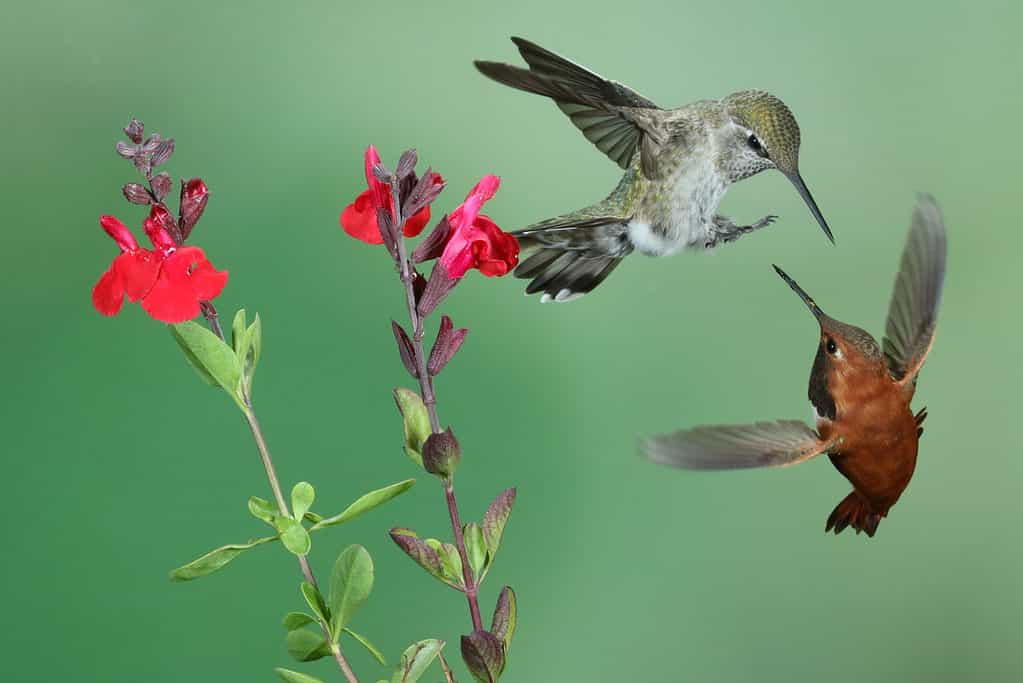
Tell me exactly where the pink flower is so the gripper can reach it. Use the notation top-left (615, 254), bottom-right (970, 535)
top-left (439, 175), bottom-right (518, 278)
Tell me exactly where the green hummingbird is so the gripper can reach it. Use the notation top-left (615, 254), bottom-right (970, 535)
top-left (475, 37), bottom-right (834, 302)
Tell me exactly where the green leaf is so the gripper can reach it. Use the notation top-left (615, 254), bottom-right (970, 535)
top-left (247, 314), bottom-right (262, 372)
top-left (248, 496), bottom-right (277, 525)
top-left (464, 522), bottom-right (486, 579)
top-left (343, 627), bottom-right (387, 666)
top-left (311, 479), bottom-right (415, 531)
top-left (393, 388), bottom-right (431, 466)
top-left (329, 545), bottom-right (374, 639)
top-left (283, 612), bottom-right (316, 631)
top-left (425, 539), bottom-right (464, 589)
top-left (277, 517), bottom-right (311, 556)
top-left (231, 308), bottom-right (247, 355)
top-left (482, 488), bottom-right (516, 563)
top-left (390, 529), bottom-right (448, 585)
top-left (287, 629), bottom-right (332, 662)
top-left (490, 586), bottom-right (517, 654)
top-left (390, 639), bottom-right (445, 683)
top-left (461, 630), bottom-right (504, 682)
top-left (291, 482), bottom-right (315, 521)
top-left (301, 582), bottom-right (329, 625)
top-left (169, 535), bottom-right (278, 581)
top-left (169, 321), bottom-right (243, 407)
top-left (303, 511), bottom-right (323, 524)
top-left (274, 668), bottom-right (325, 683)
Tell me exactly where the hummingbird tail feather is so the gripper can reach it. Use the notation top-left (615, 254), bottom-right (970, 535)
top-left (513, 216), bottom-right (632, 302)
top-left (825, 491), bottom-right (884, 537)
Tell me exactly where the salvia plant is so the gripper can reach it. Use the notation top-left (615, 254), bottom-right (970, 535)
top-left (92, 118), bottom-right (521, 683)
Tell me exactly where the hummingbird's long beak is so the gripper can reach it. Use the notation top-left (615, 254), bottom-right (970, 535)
top-left (772, 264), bottom-right (825, 320)
top-left (786, 173), bottom-right (834, 244)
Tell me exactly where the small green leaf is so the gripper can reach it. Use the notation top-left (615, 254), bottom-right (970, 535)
top-left (274, 668), bottom-right (325, 683)
top-left (311, 479), bottom-right (415, 531)
top-left (482, 488), bottom-right (516, 560)
top-left (490, 586), bottom-right (517, 654)
top-left (248, 496), bottom-right (277, 524)
top-left (287, 629), bottom-right (332, 662)
top-left (247, 314), bottom-right (262, 372)
top-left (390, 529), bottom-right (448, 585)
top-left (283, 612), bottom-right (316, 631)
top-left (343, 627), bottom-right (387, 665)
top-left (303, 511), bottom-right (323, 524)
top-left (169, 535), bottom-right (278, 581)
top-left (464, 522), bottom-right (486, 579)
top-left (391, 639), bottom-right (445, 683)
top-left (231, 308), bottom-right (247, 354)
top-left (170, 321), bottom-right (243, 407)
top-left (301, 582), bottom-right (329, 625)
top-left (277, 517), bottom-right (311, 556)
top-left (291, 482), bottom-right (315, 521)
top-left (425, 539), bottom-right (464, 589)
top-left (393, 388), bottom-right (431, 466)
top-left (329, 545), bottom-right (374, 639)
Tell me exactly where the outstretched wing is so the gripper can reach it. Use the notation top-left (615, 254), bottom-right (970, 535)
top-left (474, 37), bottom-right (667, 177)
top-left (882, 194), bottom-right (947, 385)
top-left (641, 420), bottom-right (837, 471)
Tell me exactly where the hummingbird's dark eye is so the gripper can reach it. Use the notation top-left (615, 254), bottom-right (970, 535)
top-left (826, 338), bottom-right (838, 355)
top-left (747, 134), bottom-right (763, 152)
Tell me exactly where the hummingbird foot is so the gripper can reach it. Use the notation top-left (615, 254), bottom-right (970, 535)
top-left (704, 214), bottom-right (778, 249)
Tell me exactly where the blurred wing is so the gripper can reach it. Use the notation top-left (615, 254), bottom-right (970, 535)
top-left (882, 194), bottom-right (947, 385)
top-left (475, 37), bottom-right (667, 177)
top-left (642, 420), bottom-right (836, 471)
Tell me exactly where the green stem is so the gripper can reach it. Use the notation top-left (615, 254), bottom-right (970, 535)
top-left (242, 394), bottom-right (360, 683)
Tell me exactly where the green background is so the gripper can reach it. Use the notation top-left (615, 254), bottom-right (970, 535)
top-left (2, 0), bottom-right (1021, 681)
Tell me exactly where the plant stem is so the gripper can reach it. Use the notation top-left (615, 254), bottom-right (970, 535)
top-left (242, 396), bottom-right (360, 683)
top-left (437, 651), bottom-right (458, 683)
top-left (198, 263), bottom-right (359, 683)
top-left (389, 177), bottom-right (482, 633)
top-left (445, 480), bottom-right (483, 631)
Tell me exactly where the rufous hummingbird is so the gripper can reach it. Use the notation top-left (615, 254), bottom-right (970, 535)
top-left (475, 37), bottom-right (834, 302)
top-left (642, 196), bottom-right (947, 536)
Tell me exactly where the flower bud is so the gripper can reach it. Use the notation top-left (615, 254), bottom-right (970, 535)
top-left (461, 630), bottom-right (505, 682)
top-left (422, 427), bottom-right (461, 478)
top-left (179, 178), bottom-right (209, 239)
top-left (123, 118), bottom-right (144, 144)
top-left (122, 183), bottom-right (152, 205)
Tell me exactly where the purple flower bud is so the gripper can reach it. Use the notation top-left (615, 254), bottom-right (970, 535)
top-left (395, 148), bottom-right (418, 180)
top-left (116, 142), bottom-right (138, 160)
top-left (150, 138), bottom-right (175, 167)
top-left (178, 178), bottom-right (209, 239)
top-left (150, 172), bottom-right (172, 202)
top-left (411, 215), bottom-right (451, 263)
top-left (123, 118), bottom-right (144, 144)
top-left (422, 427), bottom-right (461, 478)
top-left (417, 261), bottom-right (457, 318)
top-left (122, 183), bottom-right (152, 205)
top-left (391, 320), bottom-right (418, 379)
top-left (461, 630), bottom-right (505, 682)
top-left (428, 315), bottom-right (468, 376)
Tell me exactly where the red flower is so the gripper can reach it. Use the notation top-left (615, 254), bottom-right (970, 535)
top-left (439, 175), bottom-right (519, 278)
top-left (92, 207), bottom-right (228, 323)
top-left (340, 145), bottom-right (437, 244)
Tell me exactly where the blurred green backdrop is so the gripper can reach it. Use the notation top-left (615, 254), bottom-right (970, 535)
top-left (2, 0), bottom-right (1021, 681)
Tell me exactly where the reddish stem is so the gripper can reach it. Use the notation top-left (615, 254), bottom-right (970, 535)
top-left (390, 176), bottom-right (483, 632)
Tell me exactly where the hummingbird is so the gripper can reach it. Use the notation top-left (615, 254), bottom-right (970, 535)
top-left (474, 37), bottom-right (834, 302)
top-left (641, 196), bottom-right (947, 536)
